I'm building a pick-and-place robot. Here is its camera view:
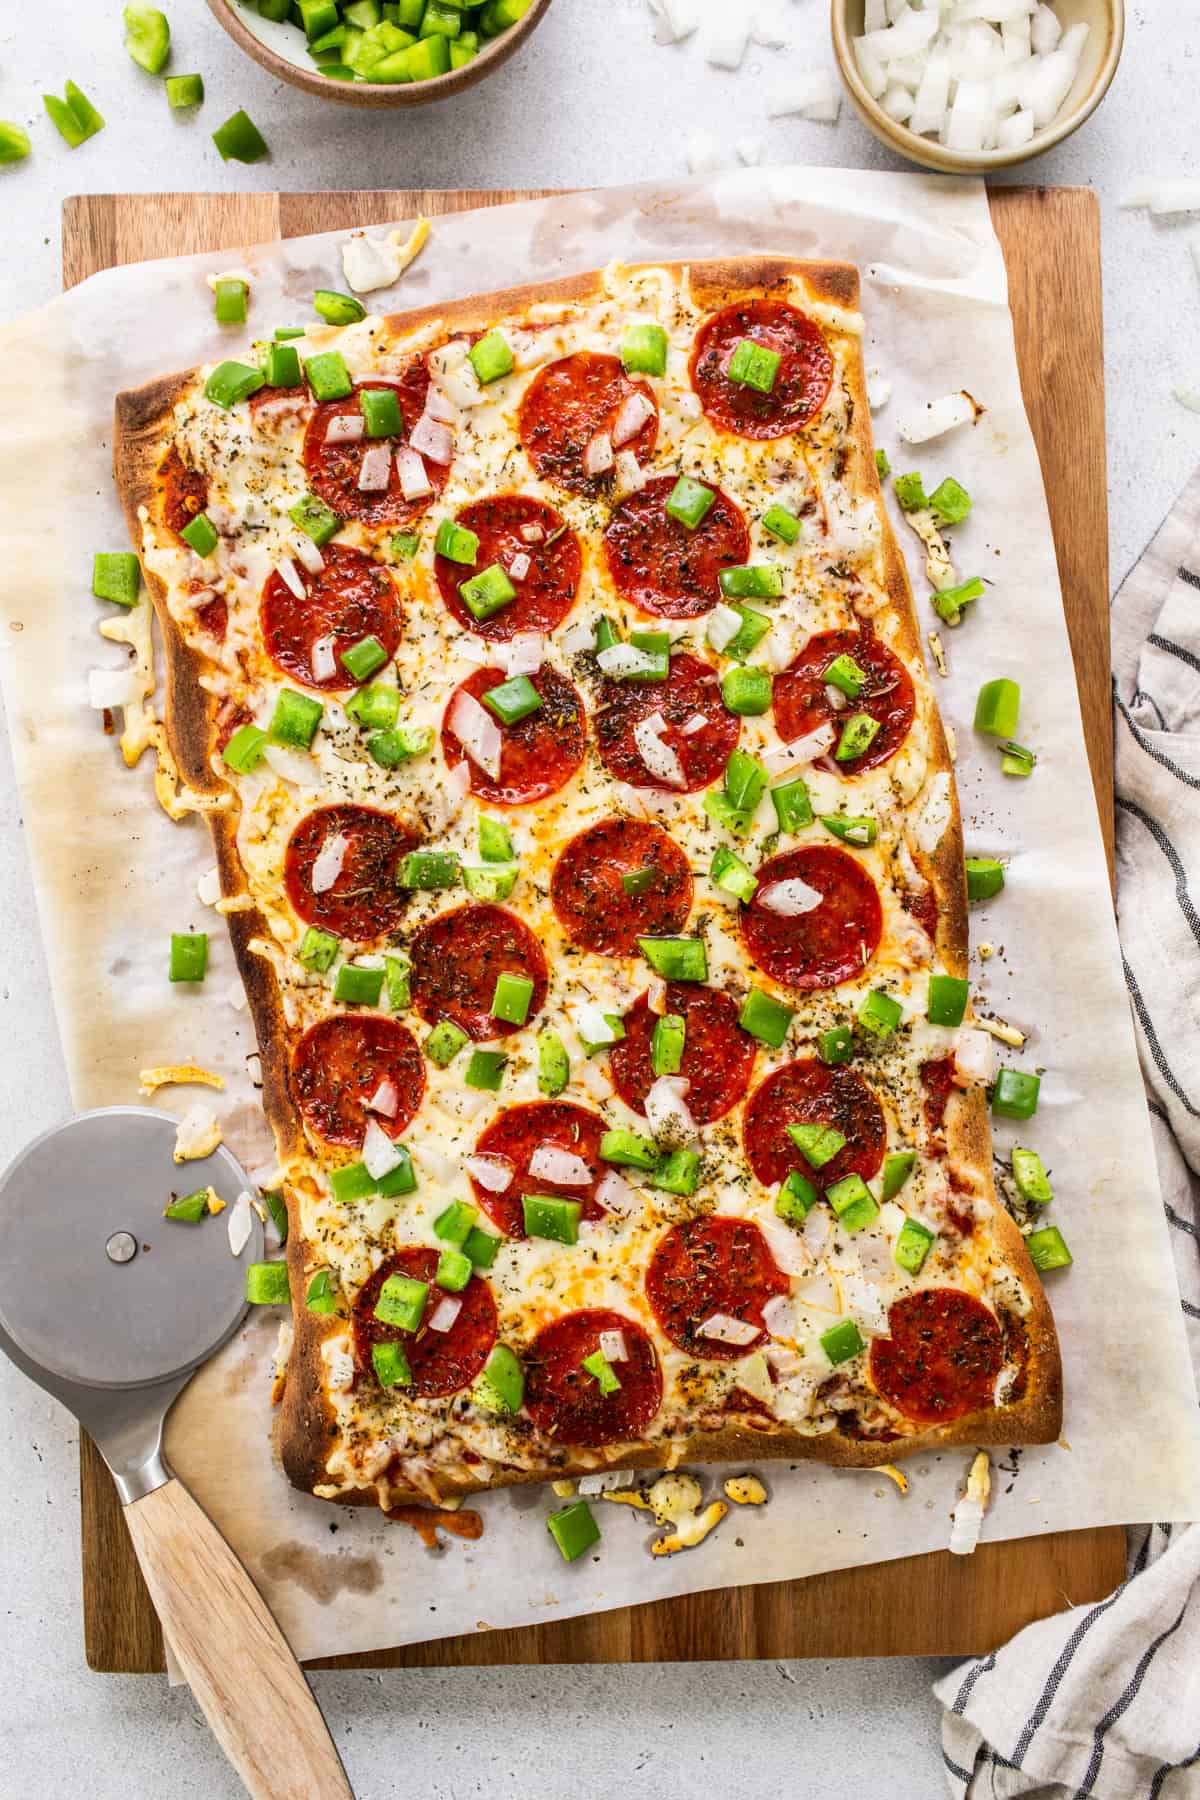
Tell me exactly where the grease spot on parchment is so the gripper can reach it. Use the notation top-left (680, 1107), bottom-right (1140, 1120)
top-left (261, 1540), bottom-right (383, 1605)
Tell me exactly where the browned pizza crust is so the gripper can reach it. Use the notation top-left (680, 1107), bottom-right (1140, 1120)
top-left (114, 255), bottom-right (1062, 1510)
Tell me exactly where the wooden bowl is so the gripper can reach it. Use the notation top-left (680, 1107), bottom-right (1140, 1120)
top-left (830, 0), bottom-right (1124, 174)
top-left (208, 0), bottom-right (555, 106)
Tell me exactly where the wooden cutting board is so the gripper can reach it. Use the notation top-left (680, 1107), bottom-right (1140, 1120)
top-left (64, 186), bottom-right (1123, 1674)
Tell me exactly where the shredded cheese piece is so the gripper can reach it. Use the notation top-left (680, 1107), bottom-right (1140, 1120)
top-left (875, 1464), bottom-right (909, 1495)
top-left (551, 1479), bottom-right (576, 1498)
top-left (139, 1063), bottom-right (225, 1095)
top-left (927, 629), bottom-right (948, 676)
top-left (652, 1501), bottom-right (728, 1556)
top-left (974, 1015), bottom-right (1027, 1048)
top-left (173, 1103), bottom-right (223, 1164)
top-left (723, 1474), bottom-right (768, 1506)
top-left (204, 1187), bottom-right (226, 1215)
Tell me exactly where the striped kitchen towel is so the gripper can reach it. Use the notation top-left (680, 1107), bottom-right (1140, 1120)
top-left (935, 465), bottom-right (1200, 1799)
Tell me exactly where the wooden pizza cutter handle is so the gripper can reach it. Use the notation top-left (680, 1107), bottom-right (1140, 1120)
top-left (124, 1478), bottom-right (354, 1800)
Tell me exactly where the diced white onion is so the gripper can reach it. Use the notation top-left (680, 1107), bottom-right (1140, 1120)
top-left (262, 742), bottom-right (319, 786)
top-left (762, 721), bottom-right (836, 774)
top-left (325, 414), bottom-right (364, 444)
top-left (310, 633), bottom-right (338, 683)
top-left (681, 713), bottom-right (707, 735)
top-left (865, 367), bottom-right (893, 409)
top-left (357, 444), bottom-right (393, 492)
top-left (448, 690), bottom-right (503, 780)
top-left (706, 601), bottom-right (745, 653)
top-left (560, 617), bottom-right (596, 655)
top-left (507, 552), bottom-right (532, 583)
top-left (441, 760), bottom-right (472, 817)
top-left (428, 339), bottom-right (486, 410)
top-left (767, 68), bottom-right (842, 122)
top-left (529, 1144), bottom-right (592, 1187)
top-left (824, 682), bottom-right (848, 712)
top-left (757, 877), bottom-right (823, 917)
top-left (596, 1169), bottom-right (638, 1215)
top-left (362, 1118), bottom-right (402, 1180)
top-left (499, 632), bottom-right (546, 678)
top-left (292, 536), bottom-right (325, 575)
top-left (612, 390), bottom-right (656, 448)
top-left (227, 1190), bottom-right (254, 1257)
top-left (310, 831), bottom-right (349, 895)
top-left (412, 1142), bottom-right (457, 1184)
top-left (197, 865), bottom-right (222, 907)
top-left (762, 1293), bottom-right (796, 1339)
top-left (841, 1273), bottom-right (889, 1337)
top-left (275, 555), bottom-right (306, 599)
top-left (519, 522), bottom-right (545, 544)
top-left (736, 136), bottom-right (766, 166)
top-left (599, 1328), bottom-right (628, 1362)
top-left (396, 445), bottom-right (433, 501)
top-left (597, 642), bottom-right (661, 679)
top-left (583, 431), bottom-right (614, 476)
top-left (954, 1026), bottom-right (994, 1085)
top-left (366, 1079), bottom-right (399, 1119)
top-left (88, 666), bottom-right (142, 711)
top-left (423, 386), bottom-right (458, 425)
top-left (645, 1074), bottom-right (697, 1147)
top-left (685, 129), bottom-right (727, 175)
top-left (573, 1002), bottom-right (619, 1047)
top-left (614, 448), bottom-right (648, 500)
top-left (465, 1153), bottom-right (514, 1193)
top-left (634, 711), bottom-right (687, 789)
top-left (702, 12), bottom-right (747, 69)
top-left (428, 1296), bottom-right (463, 1334)
top-left (411, 413), bottom-right (455, 466)
top-left (997, 108), bottom-right (1036, 148)
top-left (899, 391), bottom-right (979, 444)
top-left (699, 1312), bottom-right (761, 1346)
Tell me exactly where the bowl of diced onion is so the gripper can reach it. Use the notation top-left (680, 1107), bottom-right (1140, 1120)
top-left (210, 0), bottom-right (554, 105)
top-left (831, 0), bottom-right (1124, 173)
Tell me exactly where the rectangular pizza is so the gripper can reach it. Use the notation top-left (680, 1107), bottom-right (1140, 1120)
top-left (113, 254), bottom-right (1061, 1512)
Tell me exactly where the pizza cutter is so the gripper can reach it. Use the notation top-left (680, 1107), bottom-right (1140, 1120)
top-left (0, 1106), bottom-right (354, 1800)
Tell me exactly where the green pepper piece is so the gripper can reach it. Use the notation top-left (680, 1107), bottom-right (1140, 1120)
top-left (1026, 1226), bottom-right (1072, 1272)
top-left (124, 6), bottom-right (171, 75)
top-left (212, 109), bottom-right (269, 163)
top-left (245, 1263), bottom-right (290, 1305)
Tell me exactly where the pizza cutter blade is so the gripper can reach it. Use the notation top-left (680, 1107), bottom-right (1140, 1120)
top-left (0, 1106), bottom-right (354, 1800)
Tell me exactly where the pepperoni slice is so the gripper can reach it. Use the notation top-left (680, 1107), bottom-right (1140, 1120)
top-left (869, 1289), bottom-right (1005, 1426)
top-left (741, 847), bottom-right (882, 991)
top-left (408, 903), bottom-right (548, 1040)
top-left (160, 446), bottom-right (208, 541)
top-left (920, 1055), bottom-right (957, 1146)
top-left (550, 819), bottom-right (693, 956)
top-left (743, 1058), bottom-right (886, 1188)
top-left (354, 1247), bottom-right (497, 1400)
top-left (647, 1217), bottom-right (789, 1361)
top-left (603, 476), bottom-right (750, 620)
top-left (290, 1016), bottom-right (424, 1148)
top-left (194, 593), bottom-right (228, 643)
top-left (442, 665), bottom-right (586, 807)
top-left (690, 299), bottom-right (834, 440)
top-left (469, 1101), bottom-right (607, 1239)
top-left (773, 630), bottom-right (915, 774)
top-left (595, 651), bottom-right (739, 793)
top-left (904, 887), bottom-right (939, 943)
top-left (304, 368), bottom-right (446, 529)
top-left (284, 804), bottom-right (418, 940)
top-left (518, 352), bottom-right (658, 497)
top-left (610, 984), bottom-right (756, 1125)
top-left (435, 496), bottom-right (581, 641)
top-left (260, 544), bottom-right (403, 691)
top-left (524, 1309), bottom-right (662, 1447)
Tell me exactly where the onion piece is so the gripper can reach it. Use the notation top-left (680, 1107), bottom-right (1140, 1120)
top-left (465, 1153), bottom-right (513, 1193)
top-left (706, 601), bottom-right (745, 654)
top-left (499, 632), bottom-right (546, 678)
top-left (448, 689), bottom-right (502, 780)
top-left (88, 666), bottom-right (143, 710)
top-left (310, 633), bottom-right (337, 683)
top-left (599, 1328), bottom-right (628, 1362)
top-left (954, 1026), bottom-right (994, 1086)
top-left (227, 1190), bottom-right (254, 1258)
top-left (573, 1002), bottom-right (619, 1047)
top-left (357, 444), bottom-right (393, 492)
top-left (681, 713), bottom-right (708, 735)
top-left (325, 414), bottom-right (364, 444)
top-left (428, 339), bottom-right (485, 409)
top-left (529, 1144), bottom-right (592, 1187)
top-left (614, 448), bottom-right (647, 499)
top-left (410, 414), bottom-right (454, 465)
top-left (757, 877), bottom-right (823, 917)
top-left (292, 536), bottom-right (325, 575)
top-left (645, 1074), bottom-right (697, 1147)
top-left (310, 831), bottom-right (349, 895)
top-left (275, 555), bottom-right (305, 599)
top-left (362, 1119), bottom-right (402, 1181)
top-left (583, 431), bottom-right (614, 476)
top-left (519, 522), bottom-right (544, 544)
top-left (762, 721), bottom-right (836, 774)
top-left (396, 445), bottom-right (433, 501)
top-left (366, 1079), bottom-right (399, 1119)
top-left (612, 390), bottom-right (656, 448)
top-left (762, 1293), bottom-right (796, 1340)
top-left (428, 1296), bottom-right (463, 1335)
top-left (698, 1312), bottom-right (760, 1347)
top-left (633, 711), bottom-right (686, 789)
top-left (597, 642), bottom-right (661, 679)
top-left (865, 367), bottom-right (892, 409)
top-left (423, 386), bottom-right (458, 425)
top-left (767, 68), bottom-right (842, 122)
top-left (596, 1169), bottom-right (637, 1215)
top-left (507, 551), bottom-right (532, 583)
top-left (262, 742), bottom-right (319, 786)
top-left (898, 391), bottom-right (981, 445)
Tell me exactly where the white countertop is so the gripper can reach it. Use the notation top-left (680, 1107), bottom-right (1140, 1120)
top-left (1, 2), bottom-right (1197, 1794)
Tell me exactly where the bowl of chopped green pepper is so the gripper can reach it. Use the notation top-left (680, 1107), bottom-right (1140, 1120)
top-left (209, 0), bottom-right (553, 104)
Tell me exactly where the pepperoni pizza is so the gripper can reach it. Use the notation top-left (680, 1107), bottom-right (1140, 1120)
top-left (113, 258), bottom-right (1061, 1511)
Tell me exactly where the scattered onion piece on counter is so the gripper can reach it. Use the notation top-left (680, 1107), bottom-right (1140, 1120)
top-left (702, 12), bottom-right (748, 70)
top-left (139, 1063), bottom-right (225, 1096)
top-left (226, 1188), bottom-right (254, 1256)
top-left (173, 1103), bottom-right (223, 1164)
top-left (1121, 181), bottom-right (1200, 217)
top-left (723, 1474), bottom-right (767, 1506)
top-left (949, 1451), bottom-right (992, 1555)
top-left (685, 130), bottom-right (728, 175)
top-left (866, 367), bottom-right (892, 409)
top-left (972, 1014), bottom-right (1027, 1049)
top-left (766, 68), bottom-right (841, 123)
top-left (577, 1470), bottom-right (629, 1496)
top-left (1175, 387), bottom-right (1200, 415)
top-left (898, 390), bottom-right (983, 445)
top-left (196, 865), bottom-right (222, 907)
top-left (340, 216), bottom-right (430, 296)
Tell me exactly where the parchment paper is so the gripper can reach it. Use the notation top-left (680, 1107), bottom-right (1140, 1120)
top-left (1, 169), bottom-right (1197, 1665)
